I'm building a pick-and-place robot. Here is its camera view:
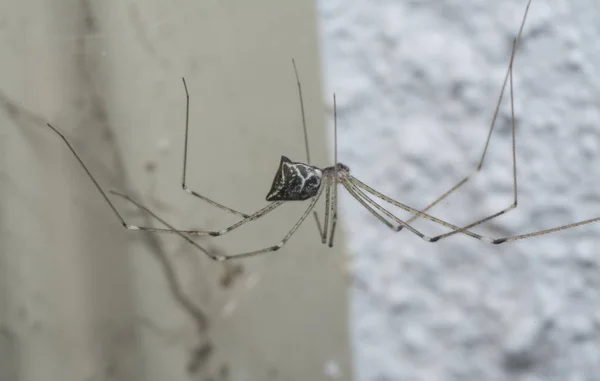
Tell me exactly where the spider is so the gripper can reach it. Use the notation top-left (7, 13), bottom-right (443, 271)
top-left (44, 0), bottom-right (597, 261)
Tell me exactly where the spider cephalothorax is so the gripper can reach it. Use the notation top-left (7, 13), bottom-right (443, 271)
top-left (323, 163), bottom-right (350, 182)
top-left (266, 156), bottom-right (322, 201)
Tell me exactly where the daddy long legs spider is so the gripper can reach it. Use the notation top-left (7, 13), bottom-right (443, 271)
top-left (43, 0), bottom-right (599, 261)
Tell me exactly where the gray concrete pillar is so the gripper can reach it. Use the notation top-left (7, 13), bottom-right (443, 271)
top-left (0, 1), bottom-right (352, 380)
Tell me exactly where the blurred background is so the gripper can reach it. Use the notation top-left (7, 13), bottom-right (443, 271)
top-left (1, 0), bottom-right (600, 380)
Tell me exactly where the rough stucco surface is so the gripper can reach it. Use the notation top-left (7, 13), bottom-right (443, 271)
top-left (319, 0), bottom-right (600, 380)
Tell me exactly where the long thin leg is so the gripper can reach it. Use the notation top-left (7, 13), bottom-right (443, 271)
top-left (328, 93), bottom-right (339, 247)
top-left (45, 122), bottom-right (287, 260)
top-left (317, 176), bottom-right (332, 243)
top-left (328, 178), bottom-right (338, 247)
top-left (181, 77), bottom-right (249, 218)
top-left (292, 58), bottom-right (312, 166)
top-left (293, 58), bottom-right (329, 238)
top-left (342, 182), bottom-right (396, 230)
top-left (110, 190), bottom-right (283, 237)
top-left (351, 173), bottom-right (600, 244)
top-left (490, 217), bottom-right (600, 244)
top-left (343, 180), bottom-right (441, 241)
top-left (349, 175), bottom-right (493, 242)
top-left (110, 192), bottom-right (228, 261)
top-left (430, 42), bottom-right (518, 241)
top-left (44, 122), bottom-right (218, 259)
top-left (218, 184), bottom-right (325, 260)
top-left (114, 188), bottom-right (353, 256)
top-left (313, 210), bottom-right (326, 240)
top-left (402, 0), bottom-right (531, 227)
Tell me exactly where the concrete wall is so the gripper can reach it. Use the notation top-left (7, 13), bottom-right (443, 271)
top-left (319, 0), bottom-right (600, 380)
top-left (0, 1), bottom-right (352, 381)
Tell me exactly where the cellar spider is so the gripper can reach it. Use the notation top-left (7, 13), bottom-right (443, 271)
top-left (44, 0), bottom-right (597, 261)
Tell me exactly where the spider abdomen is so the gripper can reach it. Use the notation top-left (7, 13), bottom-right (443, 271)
top-left (266, 156), bottom-right (322, 201)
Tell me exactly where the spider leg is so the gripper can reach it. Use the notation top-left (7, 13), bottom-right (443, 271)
top-left (314, 177), bottom-right (339, 246)
top-left (45, 122), bottom-right (289, 260)
top-left (401, 0), bottom-right (530, 229)
top-left (292, 58), bottom-right (312, 166)
top-left (108, 192), bottom-right (227, 260)
top-left (292, 58), bottom-right (329, 240)
top-left (110, 190), bottom-right (283, 237)
top-left (343, 179), bottom-right (439, 242)
top-left (351, 174), bottom-right (600, 244)
top-left (44, 122), bottom-right (221, 259)
top-left (313, 211), bottom-right (326, 240)
top-left (342, 181), bottom-right (395, 230)
top-left (490, 217), bottom-right (600, 244)
top-left (312, 177), bottom-right (339, 245)
top-left (181, 77), bottom-right (249, 218)
top-left (349, 175), bottom-right (493, 242)
top-left (429, 41), bottom-right (518, 242)
top-left (328, 93), bottom-right (339, 248)
top-left (315, 176), bottom-right (332, 243)
top-left (217, 185), bottom-right (325, 260)
top-left (328, 177), bottom-right (338, 248)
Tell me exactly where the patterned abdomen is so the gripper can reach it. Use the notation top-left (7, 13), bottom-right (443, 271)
top-left (266, 156), bottom-right (323, 201)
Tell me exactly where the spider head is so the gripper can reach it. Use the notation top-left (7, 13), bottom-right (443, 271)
top-left (323, 162), bottom-right (350, 182)
top-left (335, 163), bottom-right (350, 173)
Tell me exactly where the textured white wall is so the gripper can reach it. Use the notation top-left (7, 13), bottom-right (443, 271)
top-left (319, 0), bottom-right (600, 380)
